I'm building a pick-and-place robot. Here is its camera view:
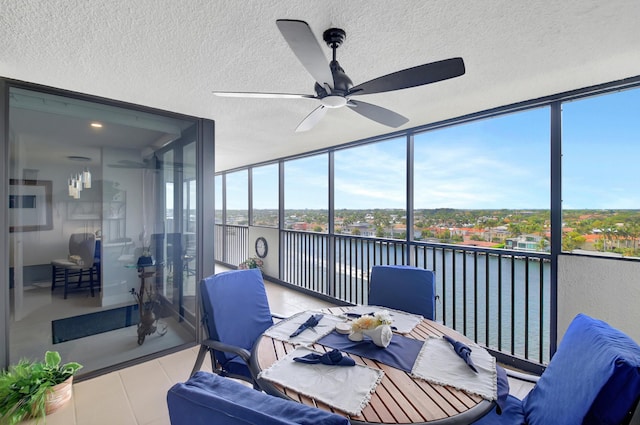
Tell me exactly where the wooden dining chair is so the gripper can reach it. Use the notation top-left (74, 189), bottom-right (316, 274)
top-left (368, 265), bottom-right (436, 319)
top-left (190, 268), bottom-right (279, 387)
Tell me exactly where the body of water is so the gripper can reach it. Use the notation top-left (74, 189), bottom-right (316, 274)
top-left (284, 235), bottom-right (551, 363)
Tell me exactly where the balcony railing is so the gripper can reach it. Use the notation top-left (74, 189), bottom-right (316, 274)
top-left (215, 225), bottom-right (550, 364)
top-left (215, 224), bottom-right (248, 266)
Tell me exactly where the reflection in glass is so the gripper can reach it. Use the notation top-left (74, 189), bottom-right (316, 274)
top-left (7, 86), bottom-right (197, 375)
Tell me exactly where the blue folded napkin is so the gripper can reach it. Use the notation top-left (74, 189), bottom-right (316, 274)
top-left (290, 313), bottom-right (324, 337)
top-left (293, 349), bottom-right (355, 366)
top-left (443, 335), bottom-right (478, 373)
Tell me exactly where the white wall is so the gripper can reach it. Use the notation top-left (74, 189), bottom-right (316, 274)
top-left (558, 254), bottom-right (640, 343)
top-left (100, 147), bottom-right (144, 306)
top-left (248, 226), bottom-right (279, 277)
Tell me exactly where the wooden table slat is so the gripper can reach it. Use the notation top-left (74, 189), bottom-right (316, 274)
top-left (376, 361), bottom-right (449, 422)
top-left (358, 357), bottom-right (410, 424)
top-left (414, 379), bottom-right (467, 415)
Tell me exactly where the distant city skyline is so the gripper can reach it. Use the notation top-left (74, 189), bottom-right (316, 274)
top-left (223, 88), bottom-right (639, 212)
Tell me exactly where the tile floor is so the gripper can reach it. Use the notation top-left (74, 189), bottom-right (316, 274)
top-left (23, 280), bottom-right (336, 425)
top-left (24, 279), bottom-right (534, 425)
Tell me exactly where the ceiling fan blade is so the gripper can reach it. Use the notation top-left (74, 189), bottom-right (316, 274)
top-left (213, 91), bottom-right (315, 99)
top-left (349, 57), bottom-right (465, 96)
top-left (295, 105), bottom-right (328, 132)
top-left (347, 100), bottom-right (409, 128)
top-left (276, 19), bottom-right (334, 88)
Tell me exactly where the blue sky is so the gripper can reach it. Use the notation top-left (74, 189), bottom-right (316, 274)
top-left (225, 88), bottom-right (639, 211)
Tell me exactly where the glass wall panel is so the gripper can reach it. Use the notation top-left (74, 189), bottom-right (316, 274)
top-left (284, 154), bottom-right (328, 232)
top-left (182, 142), bottom-right (197, 316)
top-left (223, 170), bottom-right (248, 265)
top-left (414, 108), bottom-right (550, 355)
top-left (562, 88), bottom-right (640, 256)
top-left (215, 175), bottom-right (223, 224)
top-left (252, 164), bottom-right (279, 227)
top-left (413, 108), bottom-right (550, 250)
top-left (7, 86), bottom-right (197, 375)
top-left (225, 170), bottom-right (248, 225)
top-left (214, 175), bottom-right (223, 263)
top-left (334, 138), bottom-right (406, 238)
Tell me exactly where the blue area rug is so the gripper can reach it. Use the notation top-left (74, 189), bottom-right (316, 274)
top-left (51, 304), bottom-right (139, 344)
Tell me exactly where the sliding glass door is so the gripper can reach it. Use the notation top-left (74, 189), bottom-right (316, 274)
top-left (4, 83), bottom-right (202, 375)
top-left (153, 135), bottom-right (198, 323)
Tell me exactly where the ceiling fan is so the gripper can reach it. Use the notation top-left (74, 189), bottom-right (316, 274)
top-left (213, 19), bottom-right (465, 132)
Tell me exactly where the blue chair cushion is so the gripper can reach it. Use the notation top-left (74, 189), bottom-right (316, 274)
top-left (167, 371), bottom-right (350, 425)
top-left (368, 265), bottom-right (435, 319)
top-left (201, 269), bottom-right (274, 368)
top-left (522, 314), bottom-right (640, 425)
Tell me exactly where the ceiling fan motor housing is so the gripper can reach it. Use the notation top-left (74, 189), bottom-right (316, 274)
top-left (322, 27), bottom-right (346, 48)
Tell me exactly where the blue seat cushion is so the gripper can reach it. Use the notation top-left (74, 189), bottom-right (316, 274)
top-left (201, 269), bottom-right (274, 367)
top-left (522, 314), bottom-right (640, 425)
top-left (368, 265), bottom-right (435, 319)
top-left (167, 371), bottom-right (350, 425)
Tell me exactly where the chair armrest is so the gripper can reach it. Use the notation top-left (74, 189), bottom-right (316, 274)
top-left (201, 339), bottom-right (252, 363)
top-left (271, 312), bottom-right (287, 321)
top-left (505, 368), bottom-right (541, 383)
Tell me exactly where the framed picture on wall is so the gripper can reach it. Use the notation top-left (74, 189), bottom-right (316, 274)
top-left (9, 179), bottom-right (53, 232)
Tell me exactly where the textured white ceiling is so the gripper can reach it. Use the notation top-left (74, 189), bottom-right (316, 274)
top-left (2, 0), bottom-right (639, 171)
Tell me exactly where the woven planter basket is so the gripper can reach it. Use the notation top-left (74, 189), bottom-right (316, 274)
top-left (44, 376), bottom-right (73, 414)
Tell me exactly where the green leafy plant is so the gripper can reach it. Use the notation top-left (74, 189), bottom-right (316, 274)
top-left (0, 351), bottom-right (82, 425)
top-left (238, 257), bottom-right (264, 270)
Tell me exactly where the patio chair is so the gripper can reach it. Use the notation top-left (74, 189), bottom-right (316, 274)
top-left (472, 313), bottom-right (640, 424)
top-left (51, 233), bottom-right (99, 299)
top-left (168, 370), bottom-right (350, 425)
top-left (368, 265), bottom-right (436, 319)
top-left (190, 268), bottom-right (277, 387)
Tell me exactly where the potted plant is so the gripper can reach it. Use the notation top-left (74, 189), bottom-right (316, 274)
top-left (0, 351), bottom-right (82, 424)
top-left (238, 256), bottom-right (264, 270)
top-left (349, 310), bottom-right (394, 347)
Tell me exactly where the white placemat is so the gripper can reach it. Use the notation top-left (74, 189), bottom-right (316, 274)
top-left (264, 311), bottom-right (345, 346)
top-left (343, 305), bottom-right (423, 334)
top-left (258, 347), bottom-right (384, 416)
top-left (410, 336), bottom-right (497, 400)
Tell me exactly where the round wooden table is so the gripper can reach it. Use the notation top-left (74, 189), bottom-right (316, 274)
top-left (253, 307), bottom-right (495, 424)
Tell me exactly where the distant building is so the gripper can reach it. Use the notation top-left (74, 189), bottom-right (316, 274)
top-left (345, 222), bottom-right (375, 237)
top-left (505, 234), bottom-right (549, 252)
top-left (292, 222), bottom-right (309, 231)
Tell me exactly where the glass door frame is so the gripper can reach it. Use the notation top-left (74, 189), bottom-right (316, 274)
top-left (0, 78), bottom-right (216, 369)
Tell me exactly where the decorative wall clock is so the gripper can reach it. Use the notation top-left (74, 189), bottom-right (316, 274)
top-left (255, 237), bottom-right (268, 258)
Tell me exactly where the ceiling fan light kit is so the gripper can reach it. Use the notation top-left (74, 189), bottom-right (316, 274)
top-left (213, 20), bottom-right (465, 132)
